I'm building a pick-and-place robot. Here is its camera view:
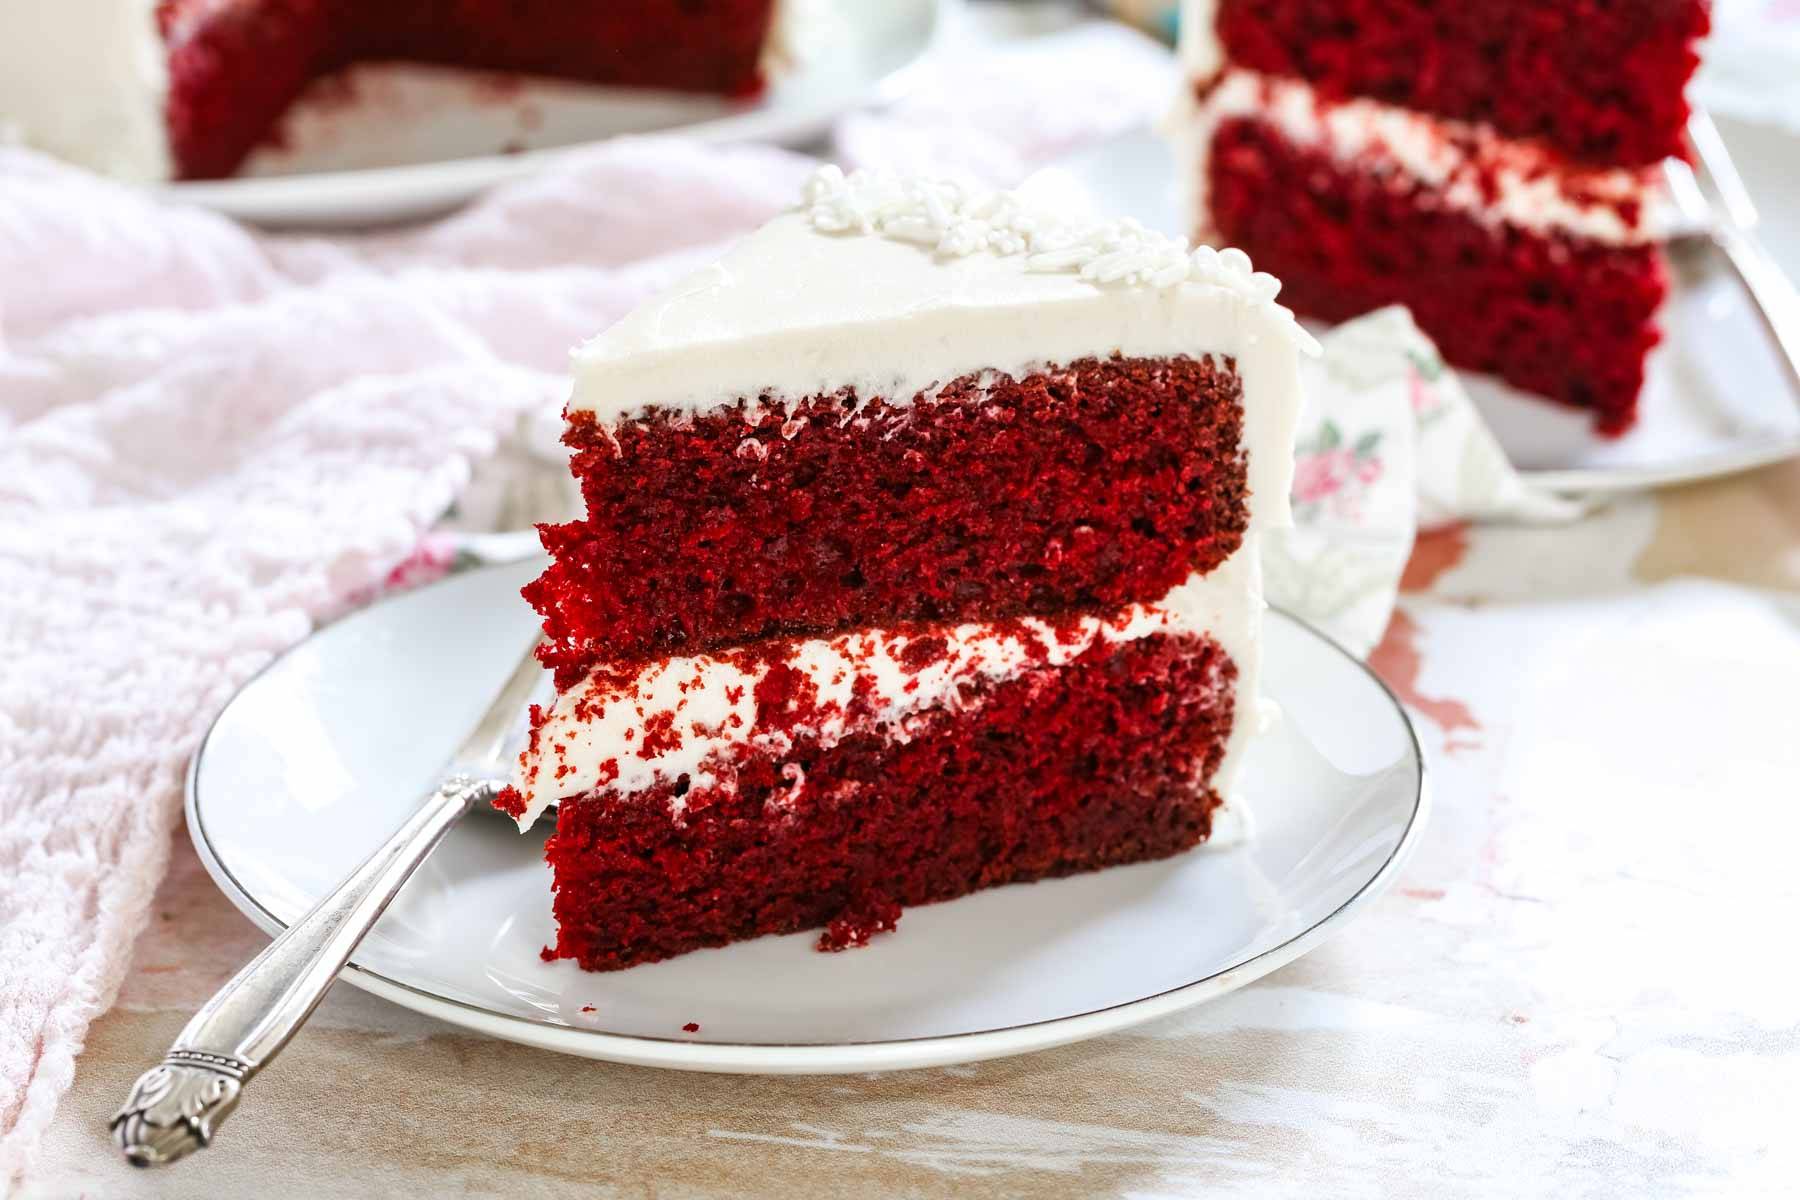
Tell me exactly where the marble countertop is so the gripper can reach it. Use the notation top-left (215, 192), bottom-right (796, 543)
top-left (26, 457), bottom-right (1800, 1198)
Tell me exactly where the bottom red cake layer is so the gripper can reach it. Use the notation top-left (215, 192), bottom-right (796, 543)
top-left (540, 631), bottom-right (1237, 972)
top-left (1204, 115), bottom-right (1667, 435)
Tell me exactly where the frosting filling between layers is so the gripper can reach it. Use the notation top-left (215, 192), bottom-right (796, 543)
top-left (510, 551), bottom-right (1268, 831)
top-left (1177, 68), bottom-right (1680, 247)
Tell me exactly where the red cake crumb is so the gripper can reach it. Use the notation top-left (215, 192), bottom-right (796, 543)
top-left (817, 891), bottom-right (903, 953)
top-left (155, 0), bottom-right (778, 179)
top-left (1206, 116), bottom-right (1664, 433)
top-left (539, 631), bottom-right (1235, 972)
top-left (1214, 0), bottom-right (1710, 166)
top-left (491, 786), bottom-right (528, 820)
top-left (682, 1022), bottom-right (700, 1033)
top-left (529, 355), bottom-right (1249, 687)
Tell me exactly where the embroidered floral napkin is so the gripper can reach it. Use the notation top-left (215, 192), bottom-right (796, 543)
top-left (1268, 306), bottom-right (1583, 654)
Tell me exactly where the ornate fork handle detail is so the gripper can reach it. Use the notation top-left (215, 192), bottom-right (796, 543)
top-left (112, 775), bottom-right (491, 1166)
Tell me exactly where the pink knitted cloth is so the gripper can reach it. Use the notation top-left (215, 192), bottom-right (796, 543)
top-left (0, 138), bottom-right (816, 1184)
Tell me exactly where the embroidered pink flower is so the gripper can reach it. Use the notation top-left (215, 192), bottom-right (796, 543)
top-left (1292, 448), bottom-right (1356, 506)
top-left (1408, 370), bottom-right (1436, 415)
top-left (1291, 420), bottom-right (1384, 520)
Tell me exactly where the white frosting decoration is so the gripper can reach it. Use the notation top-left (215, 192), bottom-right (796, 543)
top-left (802, 166), bottom-right (1303, 305)
top-left (0, 0), bottom-right (172, 182)
top-left (510, 553), bottom-right (1270, 832)
top-left (1176, 68), bottom-right (1678, 246)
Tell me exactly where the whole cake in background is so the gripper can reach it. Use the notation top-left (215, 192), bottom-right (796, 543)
top-left (1173, 0), bottom-right (1712, 435)
top-left (499, 167), bottom-right (1315, 972)
top-left (0, 0), bottom-right (794, 182)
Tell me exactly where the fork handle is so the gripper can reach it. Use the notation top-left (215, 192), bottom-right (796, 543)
top-left (1714, 224), bottom-right (1800, 401)
top-left (110, 776), bottom-right (490, 1167)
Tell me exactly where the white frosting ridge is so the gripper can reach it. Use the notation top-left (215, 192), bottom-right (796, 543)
top-left (1177, 0), bottom-right (1227, 80)
top-left (1178, 69), bottom-right (1677, 246)
top-left (510, 552), bottom-right (1268, 831)
top-left (0, 0), bottom-right (172, 182)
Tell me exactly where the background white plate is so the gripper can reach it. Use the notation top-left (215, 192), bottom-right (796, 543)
top-left (1033, 126), bottom-right (1800, 494)
top-left (159, 0), bottom-right (945, 228)
top-left (187, 560), bottom-right (1427, 1073)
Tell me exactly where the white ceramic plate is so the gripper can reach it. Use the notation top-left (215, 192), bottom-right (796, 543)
top-left (158, 0), bottom-right (945, 228)
top-left (187, 559), bottom-right (1427, 1073)
top-left (1032, 128), bottom-right (1800, 494)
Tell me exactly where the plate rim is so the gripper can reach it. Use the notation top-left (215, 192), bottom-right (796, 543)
top-left (185, 572), bottom-right (1430, 1074)
top-left (1516, 434), bottom-right (1800, 494)
top-left (151, 0), bottom-right (950, 225)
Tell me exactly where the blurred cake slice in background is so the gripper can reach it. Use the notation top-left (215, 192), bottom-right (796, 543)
top-left (0, 0), bottom-right (803, 182)
top-left (1171, 0), bottom-right (1711, 434)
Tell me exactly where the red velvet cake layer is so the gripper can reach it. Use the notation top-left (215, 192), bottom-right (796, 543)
top-left (530, 355), bottom-right (1249, 688)
top-left (539, 631), bottom-right (1236, 972)
top-left (1206, 116), bottom-right (1665, 433)
top-left (155, 0), bottom-right (777, 179)
top-left (1214, 0), bottom-right (1710, 166)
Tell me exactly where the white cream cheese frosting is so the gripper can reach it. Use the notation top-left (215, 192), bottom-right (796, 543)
top-left (0, 0), bottom-right (173, 182)
top-left (1173, 0), bottom-right (1678, 246)
top-left (510, 553), bottom-right (1269, 831)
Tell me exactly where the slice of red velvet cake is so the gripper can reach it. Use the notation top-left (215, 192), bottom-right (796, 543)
top-left (0, 0), bottom-right (800, 182)
top-left (1173, 0), bottom-right (1711, 434)
top-left (503, 167), bottom-right (1315, 971)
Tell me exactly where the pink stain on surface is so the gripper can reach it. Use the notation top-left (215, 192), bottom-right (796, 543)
top-left (1401, 524), bottom-right (1470, 594)
top-left (1370, 610), bottom-right (1482, 749)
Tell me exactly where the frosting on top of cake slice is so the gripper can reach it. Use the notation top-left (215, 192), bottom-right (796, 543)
top-left (508, 552), bottom-right (1266, 831)
top-left (570, 166), bottom-right (1316, 423)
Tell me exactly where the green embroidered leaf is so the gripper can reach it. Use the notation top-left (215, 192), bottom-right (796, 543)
top-left (1406, 349), bottom-right (1444, 380)
top-left (1353, 430), bottom-right (1382, 457)
top-left (1316, 421), bottom-right (1341, 451)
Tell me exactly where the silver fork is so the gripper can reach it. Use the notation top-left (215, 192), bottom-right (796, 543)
top-left (1664, 110), bottom-right (1800, 400)
top-left (109, 634), bottom-right (546, 1167)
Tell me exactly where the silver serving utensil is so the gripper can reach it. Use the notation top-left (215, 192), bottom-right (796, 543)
top-left (1664, 110), bottom-right (1800, 400)
top-left (110, 633), bottom-right (546, 1167)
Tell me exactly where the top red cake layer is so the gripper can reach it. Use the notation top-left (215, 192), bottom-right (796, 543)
top-left (528, 354), bottom-right (1250, 689)
top-left (154, 0), bottom-right (777, 179)
top-left (1213, 0), bottom-right (1710, 166)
